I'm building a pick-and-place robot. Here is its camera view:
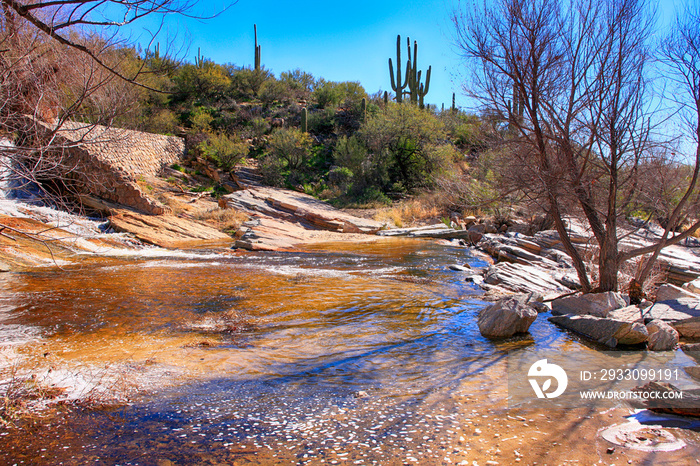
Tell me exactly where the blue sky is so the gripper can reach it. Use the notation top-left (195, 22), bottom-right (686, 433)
top-left (127, 0), bottom-right (464, 110)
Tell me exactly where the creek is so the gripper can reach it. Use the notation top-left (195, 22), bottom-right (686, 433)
top-left (1, 239), bottom-right (699, 465)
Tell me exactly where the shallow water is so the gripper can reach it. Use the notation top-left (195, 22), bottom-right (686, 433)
top-left (1, 239), bottom-right (700, 465)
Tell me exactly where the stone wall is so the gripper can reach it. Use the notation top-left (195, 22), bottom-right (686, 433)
top-left (36, 120), bottom-right (185, 214)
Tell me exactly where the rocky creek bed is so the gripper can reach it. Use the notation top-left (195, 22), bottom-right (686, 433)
top-left (1, 191), bottom-right (700, 464)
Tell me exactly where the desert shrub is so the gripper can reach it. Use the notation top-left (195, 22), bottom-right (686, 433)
top-left (229, 67), bottom-right (274, 99)
top-left (259, 153), bottom-right (285, 186)
top-left (248, 117), bottom-right (270, 138)
top-left (280, 69), bottom-right (315, 101)
top-left (199, 133), bottom-right (249, 171)
top-left (328, 166), bottom-right (354, 191)
top-left (356, 103), bottom-right (449, 193)
top-left (313, 79), bottom-right (344, 109)
top-left (189, 107), bottom-right (214, 132)
top-left (308, 107), bottom-right (337, 134)
top-left (267, 128), bottom-right (312, 170)
top-left (143, 109), bottom-right (179, 134)
top-left (259, 79), bottom-right (292, 106)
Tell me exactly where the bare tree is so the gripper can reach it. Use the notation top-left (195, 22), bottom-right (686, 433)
top-left (454, 0), bottom-right (700, 293)
top-left (630, 1), bottom-right (700, 287)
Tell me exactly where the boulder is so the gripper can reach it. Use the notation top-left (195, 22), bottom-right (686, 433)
top-left (551, 292), bottom-right (629, 318)
top-left (645, 319), bottom-right (679, 351)
top-left (477, 295), bottom-right (539, 338)
top-left (548, 314), bottom-right (648, 347)
top-left (644, 299), bottom-right (700, 339)
top-left (681, 342), bottom-right (700, 353)
top-left (468, 223), bottom-right (487, 234)
top-left (655, 284), bottom-right (700, 302)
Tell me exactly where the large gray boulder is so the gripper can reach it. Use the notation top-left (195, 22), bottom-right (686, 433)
top-left (551, 292), bottom-right (629, 318)
top-left (644, 299), bottom-right (700, 339)
top-left (548, 314), bottom-right (648, 348)
top-left (645, 319), bottom-right (679, 351)
top-left (477, 294), bottom-right (539, 338)
top-left (655, 284), bottom-right (700, 302)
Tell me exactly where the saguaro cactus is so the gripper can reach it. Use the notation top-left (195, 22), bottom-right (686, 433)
top-left (405, 38), bottom-right (431, 108)
top-left (301, 107), bottom-right (308, 133)
top-left (388, 35), bottom-right (409, 103)
top-left (254, 24), bottom-right (261, 71)
top-left (195, 47), bottom-right (205, 68)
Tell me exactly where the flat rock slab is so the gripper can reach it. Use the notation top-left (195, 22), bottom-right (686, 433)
top-left (549, 314), bottom-right (648, 348)
top-left (631, 381), bottom-right (700, 417)
top-left (223, 186), bottom-right (387, 250)
top-left (643, 299), bottom-right (700, 339)
top-left (225, 186), bottom-right (383, 233)
top-left (551, 291), bottom-right (629, 318)
top-left (109, 209), bottom-right (232, 248)
top-left (646, 299), bottom-right (700, 320)
top-left (607, 305), bottom-right (645, 323)
top-left (655, 284), bottom-right (700, 302)
top-left (482, 262), bottom-right (571, 295)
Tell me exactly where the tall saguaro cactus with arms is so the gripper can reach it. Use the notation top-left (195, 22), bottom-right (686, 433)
top-left (388, 35), bottom-right (432, 107)
top-left (389, 35), bottom-right (409, 103)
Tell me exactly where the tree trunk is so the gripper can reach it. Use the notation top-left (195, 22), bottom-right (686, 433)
top-left (598, 230), bottom-right (619, 292)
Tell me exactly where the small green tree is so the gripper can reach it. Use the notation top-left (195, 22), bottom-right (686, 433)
top-left (199, 133), bottom-right (249, 172)
top-left (267, 128), bottom-right (312, 171)
top-left (356, 103), bottom-right (452, 192)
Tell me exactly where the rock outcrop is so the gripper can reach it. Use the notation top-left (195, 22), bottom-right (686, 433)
top-left (34, 119), bottom-right (185, 214)
top-left (223, 186), bottom-right (384, 251)
top-left (655, 284), bottom-right (700, 302)
top-left (108, 208), bottom-right (232, 248)
top-left (631, 381), bottom-right (700, 417)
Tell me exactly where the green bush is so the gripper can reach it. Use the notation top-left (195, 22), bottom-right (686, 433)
top-left (259, 153), bottom-right (285, 186)
top-left (198, 133), bottom-right (249, 171)
top-left (328, 166), bottom-right (354, 191)
top-left (259, 79), bottom-right (292, 106)
top-left (190, 108), bottom-right (214, 132)
top-left (230, 67), bottom-right (274, 99)
top-left (267, 128), bottom-right (312, 170)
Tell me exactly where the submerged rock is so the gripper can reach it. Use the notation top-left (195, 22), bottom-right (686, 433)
top-left (631, 381), bottom-right (700, 418)
top-left (548, 314), bottom-right (648, 347)
top-left (477, 294), bottom-right (539, 338)
top-left (551, 292), bottom-right (629, 318)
